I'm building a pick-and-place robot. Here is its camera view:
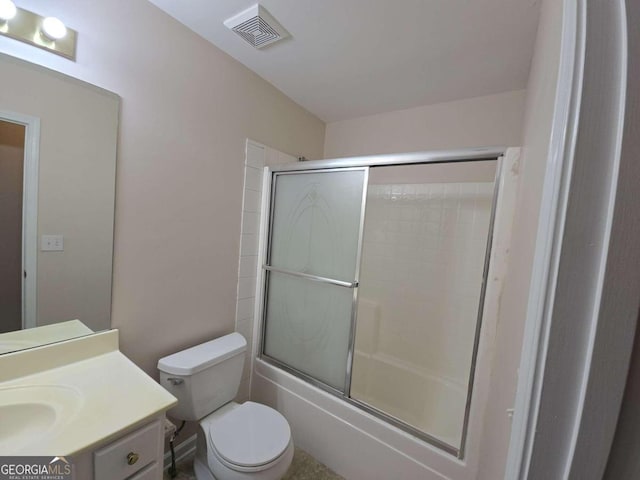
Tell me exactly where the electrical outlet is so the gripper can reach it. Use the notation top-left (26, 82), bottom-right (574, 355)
top-left (41, 235), bottom-right (64, 251)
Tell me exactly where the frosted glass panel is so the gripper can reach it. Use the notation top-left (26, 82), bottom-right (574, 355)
top-left (269, 170), bottom-right (365, 281)
top-left (350, 160), bottom-right (497, 450)
top-left (264, 272), bottom-right (355, 390)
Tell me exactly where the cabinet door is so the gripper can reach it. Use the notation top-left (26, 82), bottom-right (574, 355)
top-left (94, 420), bottom-right (162, 480)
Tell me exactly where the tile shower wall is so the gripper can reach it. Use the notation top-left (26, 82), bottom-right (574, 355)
top-left (235, 140), bottom-right (296, 401)
top-left (354, 182), bottom-right (494, 385)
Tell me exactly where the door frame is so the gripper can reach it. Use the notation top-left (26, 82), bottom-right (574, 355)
top-left (0, 110), bottom-right (40, 329)
top-left (506, 0), bottom-right (638, 478)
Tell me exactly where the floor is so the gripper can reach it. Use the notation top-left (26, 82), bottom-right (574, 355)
top-left (164, 448), bottom-right (344, 480)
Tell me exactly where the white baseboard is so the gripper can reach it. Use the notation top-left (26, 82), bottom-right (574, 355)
top-left (163, 433), bottom-right (197, 471)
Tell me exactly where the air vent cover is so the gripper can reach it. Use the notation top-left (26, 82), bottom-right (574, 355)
top-left (224, 4), bottom-right (290, 49)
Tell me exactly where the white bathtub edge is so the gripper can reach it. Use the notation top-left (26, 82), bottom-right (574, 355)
top-left (252, 358), bottom-right (477, 480)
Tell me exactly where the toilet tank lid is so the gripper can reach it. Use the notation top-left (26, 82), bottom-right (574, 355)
top-left (158, 332), bottom-right (247, 376)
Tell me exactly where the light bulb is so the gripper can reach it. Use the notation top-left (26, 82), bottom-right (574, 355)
top-left (41, 16), bottom-right (67, 40)
top-left (0, 0), bottom-right (17, 21)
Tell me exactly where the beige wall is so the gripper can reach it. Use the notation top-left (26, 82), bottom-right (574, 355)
top-left (323, 90), bottom-right (526, 158)
top-left (0, 121), bottom-right (25, 333)
top-left (0, 0), bottom-right (325, 376)
top-left (477, 0), bottom-right (564, 477)
top-left (0, 55), bottom-right (118, 332)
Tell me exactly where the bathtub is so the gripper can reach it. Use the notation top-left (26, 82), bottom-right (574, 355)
top-left (350, 350), bottom-right (467, 448)
top-left (252, 357), bottom-right (477, 480)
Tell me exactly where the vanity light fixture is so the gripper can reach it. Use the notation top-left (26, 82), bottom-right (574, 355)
top-left (0, 3), bottom-right (76, 60)
top-left (41, 16), bottom-right (67, 40)
top-left (0, 0), bottom-right (17, 22)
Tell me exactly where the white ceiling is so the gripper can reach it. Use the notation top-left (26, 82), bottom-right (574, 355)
top-left (149, 0), bottom-right (541, 122)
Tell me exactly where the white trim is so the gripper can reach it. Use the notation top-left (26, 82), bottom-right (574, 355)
top-left (507, 0), bottom-right (634, 478)
top-left (560, 1), bottom-right (629, 476)
top-left (163, 433), bottom-right (197, 471)
top-left (0, 110), bottom-right (40, 330)
top-left (565, 0), bottom-right (626, 468)
top-left (504, 0), bottom-right (584, 476)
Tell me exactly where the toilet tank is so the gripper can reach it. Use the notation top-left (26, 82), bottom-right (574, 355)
top-left (157, 332), bottom-right (246, 421)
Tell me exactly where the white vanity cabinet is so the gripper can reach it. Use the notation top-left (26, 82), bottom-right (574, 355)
top-left (0, 330), bottom-right (177, 477)
top-left (71, 415), bottom-right (166, 480)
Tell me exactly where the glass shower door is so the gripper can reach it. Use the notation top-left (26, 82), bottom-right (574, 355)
top-left (262, 168), bottom-right (367, 391)
top-left (260, 156), bottom-right (501, 457)
top-left (349, 161), bottom-right (497, 452)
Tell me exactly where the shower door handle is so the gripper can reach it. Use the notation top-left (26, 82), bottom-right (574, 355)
top-left (263, 265), bottom-right (358, 288)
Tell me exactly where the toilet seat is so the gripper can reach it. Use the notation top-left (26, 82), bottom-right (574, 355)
top-left (206, 402), bottom-right (291, 472)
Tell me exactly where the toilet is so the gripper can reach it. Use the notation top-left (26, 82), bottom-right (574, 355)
top-left (158, 332), bottom-right (294, 480)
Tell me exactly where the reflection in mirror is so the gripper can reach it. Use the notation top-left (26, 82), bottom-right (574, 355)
top-left (0, 319), bottom-right (93, 355)
top-left (0, 53), bottom-right (118, 353)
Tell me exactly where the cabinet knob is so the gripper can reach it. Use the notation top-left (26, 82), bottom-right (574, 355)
top-left (127, 452), bottom-right (139, 465)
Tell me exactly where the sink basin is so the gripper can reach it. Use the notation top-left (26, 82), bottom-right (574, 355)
top-left (0, 385), bottom-right (83, 452)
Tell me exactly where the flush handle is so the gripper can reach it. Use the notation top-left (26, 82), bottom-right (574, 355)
top-left (167, 377), bottom-right (184, 386)
top-left (127, 452), bottom-right (139, 465)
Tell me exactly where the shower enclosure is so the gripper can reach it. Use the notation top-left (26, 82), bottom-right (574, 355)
top-left (258, 150), bottom-right (501, 457)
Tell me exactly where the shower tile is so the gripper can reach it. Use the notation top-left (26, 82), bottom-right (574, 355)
top-left (237, 316), bottom-right (254, 343)
top-left (403, 184), bottom-right (416, 197)
top-left (244, 165), bottom-right (263, 192)
top-left (242, 212), bottom-right (260, 234)
top-left (241, 350), bottom-right (252, 381)
top-left (240, 234), bottom-right (259, 256)
top-left (444, 183), bottom-right (460, 198)
top-left (391, 185), bottom-right (403, 197)
top-left (458, 183), bottom-right (472, 195)
top-left (238, 255), bottom-right (258, 278)
top-left (476, 182), bottom-right (495, 195)
top-left (457, 206), bottom-right (475, 224)
top-left (429, 183), bottom-right (444, 199)
top-left (236, 297), bottom-right (255, 321)
top-left (246, 143), bottom-right (265, 168)
top-left (243, 188), bottom-right (261, 213)
top-left (237, 276), bottom-right (256, 300)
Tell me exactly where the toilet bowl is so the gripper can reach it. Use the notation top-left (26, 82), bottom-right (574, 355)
top-left (158, 333), bottom-right (293, 480)
top-left (193, 402), bottom-right (294, 480)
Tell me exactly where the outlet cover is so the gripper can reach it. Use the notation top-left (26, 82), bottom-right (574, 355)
top-left (41, 235), bottom-right (64, 251)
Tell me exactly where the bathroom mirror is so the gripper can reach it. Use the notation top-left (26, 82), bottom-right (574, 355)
top-left (0, 53), bottom-right (118, 353)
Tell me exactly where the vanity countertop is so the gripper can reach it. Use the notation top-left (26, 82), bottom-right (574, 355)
top-left (0, 330), bottom-right (177, 456)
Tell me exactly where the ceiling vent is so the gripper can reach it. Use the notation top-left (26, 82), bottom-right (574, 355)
top-left (224, 4), bottom-right (290, 49)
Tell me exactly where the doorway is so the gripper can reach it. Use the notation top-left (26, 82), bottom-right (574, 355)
top-left (0, 112), bottom-right (39, 332)
top-left (0, 120), bottom-right (25, 333)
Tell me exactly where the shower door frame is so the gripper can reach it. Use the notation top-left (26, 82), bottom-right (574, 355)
top-left (257, 147), bottom-right (506, 459)
top-left (261, 166), bottom-right (369, 397)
